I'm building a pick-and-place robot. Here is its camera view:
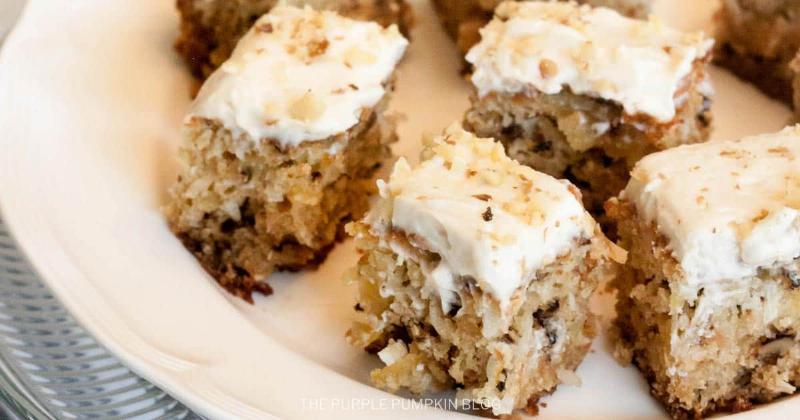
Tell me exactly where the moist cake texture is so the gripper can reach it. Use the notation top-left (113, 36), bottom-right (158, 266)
top-left (431, 0), bottom-right (652, 56)
top-left (176, 0), bottom-right (413, 79)
top-left (166, 6), bottom-right (407, 301)
top-left (463, 1), bottom-right (713, 226)
top-left (716, 0), bottom-right (800, 104)
top-left (347, 124), bottom-right (623, 415)
top-left (609, 126), bottom-right (800, 418)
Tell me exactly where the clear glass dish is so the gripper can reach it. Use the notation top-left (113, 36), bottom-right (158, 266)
top-left (0, 220), bottom-right (200, 419)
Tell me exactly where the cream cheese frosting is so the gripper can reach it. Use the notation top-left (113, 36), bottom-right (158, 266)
top-left (466, 1), bottom-right (713, 122)
top-left (368, 125), bottom-right (595, 309)
top-left (189, 6), bottom-right (408, 148)
top-left (623, 126), bottom-right (800, 297)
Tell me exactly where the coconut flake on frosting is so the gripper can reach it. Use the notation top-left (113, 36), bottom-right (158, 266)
top-left (623, 125), bottom-right (800, 297)
top-left (466, 1), bottom-right (713, 122)
top-left (188, 6), bottom-right (408, 148)
top-left (367, 124), bottom-right (595, 310)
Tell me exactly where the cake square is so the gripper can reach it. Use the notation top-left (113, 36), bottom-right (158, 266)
top-left (431, 0), bottom-right (652, 56)
top-left (176, 0), bottom-right (413, 79)
top-left (608, 126), bottom-right (800, 417)
top-left (347, 124), bottom-right (623, 415)
top-left (716, 0), bottom-right (800, 104)
top-left (166, 6), bottom-right (408, 301)
top-left (463, 1), bottom-right (714, 226)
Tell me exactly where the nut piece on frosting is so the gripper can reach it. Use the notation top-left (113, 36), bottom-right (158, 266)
top-left (347, 124), bottom-right (623, 415)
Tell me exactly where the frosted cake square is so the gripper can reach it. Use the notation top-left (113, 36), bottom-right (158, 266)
top-left (176, 0), bottom-right (413, 79)
top-left (463, 2), bottom-right (713, 223)
top-left (166, 6), bottom-right (408, 301)
top-left (347, 125), bottom-right (623, 415)
top-left (717, 0), bottom-right (800, 104)
top-left (431, 0), bottom-right (651, 56)
top-left (608, 126), bottom-right (800, 418)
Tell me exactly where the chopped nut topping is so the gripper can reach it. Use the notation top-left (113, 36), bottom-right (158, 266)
top-left (752, 209), bottom-right (769, 223)
top-left (344, 47), bottom-right (377, 67)
top-left (482, 206), bottom-right (494, 222)
top-left (768, 146), bottom-right (793, 159)
top-left (307, 38), bottom-right (330, 59)
top-left (719, 149), bottom-right (750, 159)
top-left (514, 35), bottom-right (541, 57)
top-left (289, 92), bottom-right (324, 121)
top-left (256, 23), bottom-right (274, 33)
top-left (502, 201), bottom-right (528, 216)
top-left (473, 194), bottom-right (492, 202)
top-left (489, 232), bottom-right (516, 245)
top-left (539, 59), bottom-right (558, 78)
top-left (482, 170), bottom-right (503, 186)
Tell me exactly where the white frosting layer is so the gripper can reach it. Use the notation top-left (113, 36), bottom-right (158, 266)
top-left (466, 2), bottom-right (713, 122)
top-left (624, 126), bottom-right (800, 296)
top-left (370, 125), bottom-right (594, 308)
top-left (189, 6), bottom-right (407, 148)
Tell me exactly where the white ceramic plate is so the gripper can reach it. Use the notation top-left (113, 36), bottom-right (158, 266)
top-left (0, 0), bottom-right (797, 418)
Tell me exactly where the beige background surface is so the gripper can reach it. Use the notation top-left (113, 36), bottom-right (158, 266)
top-left (0, 0), bottom-right (24, 43)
